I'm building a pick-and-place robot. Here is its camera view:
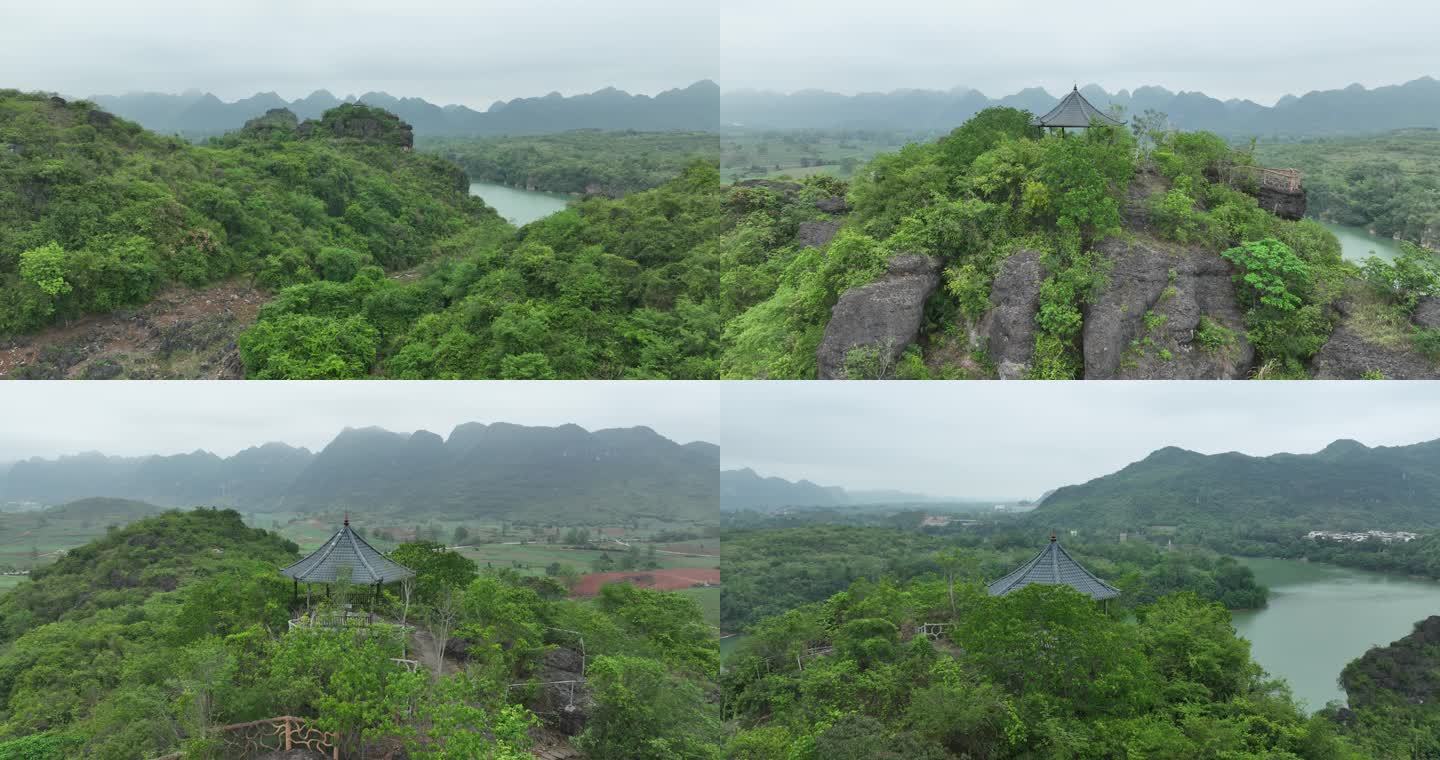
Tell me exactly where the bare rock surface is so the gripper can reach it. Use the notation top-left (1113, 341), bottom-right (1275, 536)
top-left (1412, 296), bottom-right (1440, 329)
top-left (1311, 323), bottom-right (1440, 379)
top-left (978, 249), bottom-right (1045, 379)
top-left (796, 220), bottom-right (842, 248)
top-left (1083, 236), bottom-right (1253, 379)
top-left (816, 254), bottom-right (941, 379)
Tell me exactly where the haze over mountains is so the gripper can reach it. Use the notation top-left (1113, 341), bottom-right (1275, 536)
top-left (720, 468), bottom-right (957, 511)
top-left (1035, 437), bottom-right (1440, 530)
top-left (89, 80), bottom-right (720, 138)
top-left (722, 77), bottom-right (1440, 137)
top-left (0, 424), bottom-right (718, 522)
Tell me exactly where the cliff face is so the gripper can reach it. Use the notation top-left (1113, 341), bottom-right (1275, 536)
top-left (1254, 185), bottom-right (1307, 221)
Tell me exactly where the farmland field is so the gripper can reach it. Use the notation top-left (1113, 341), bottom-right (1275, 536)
top-left (677, 586), bottom-right (721, 629)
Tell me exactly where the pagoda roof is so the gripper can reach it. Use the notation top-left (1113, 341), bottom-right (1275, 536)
top-left (280, 520), bottom-right (414, 585)
top-left (1030, 86), bottom-right (1126, 128)
top-left (987, 536), bottom-right (1120, 600)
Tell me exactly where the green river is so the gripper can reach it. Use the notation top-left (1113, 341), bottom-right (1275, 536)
top-left (468, 181), bottom-right (570, 226)
top-left (1322, 221), bottom-right (1407, 263)
top-left (1231, 557), bottom-right (1440, 711)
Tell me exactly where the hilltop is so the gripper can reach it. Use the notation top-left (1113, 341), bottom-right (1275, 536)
top-left (1033, 438), bottom-right (1440, 532)
top-left (716, 107), bottom-right (1440, 379)
top-left (0, 424), bottom-right (719, 522)
top-left (91, 80), bottom-right (720, 139)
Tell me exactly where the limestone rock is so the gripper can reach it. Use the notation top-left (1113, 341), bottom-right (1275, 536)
top-left (1412, 296), bottom-right (1440, 330)
top-left (298, 103), bottom-right (413, 149)
top-left (1255, 185), bottom-right (1307, 221)
top-left (816, 254), bottom-right (942, 379)
top-left (242, 107), bottom-right (299, 135)
top-left (796, 220), bottom-right (841, 248)
top-left (815, 196), bottom-right (850, 214)
top-left (536, 647), bottom-right (593, 736)
top-left (1084, 237), bottom-right (1253, 379)
top-left (1311, 323), bottom-right (1440, 379)
top-left (978, 249), bottom-right (1045, 379)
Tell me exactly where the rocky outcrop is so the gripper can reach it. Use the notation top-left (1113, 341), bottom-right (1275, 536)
top-left (978, 249), bottom-right (1045, 379)
top-left (534, 648), bottom-right (594, 736)
top-left (816, 254), bottom-right (942, 379)
top-left (1310, 325), bottom-right (1439, 379)
top-left (1412, 296), bottom-right (1440, 329)
top-left (1083, 237), bottom-right (1254, 379)
top-left (1255, 186), bottom-right (1307, 221)
top-left (242, 107), bottom-right (299, 136)
top-left (298, 103), bottom-right (414, 149)
top-left (797, 220), bottom-right (841, 248)
top-left (816, 196), bottom-right (850, 214)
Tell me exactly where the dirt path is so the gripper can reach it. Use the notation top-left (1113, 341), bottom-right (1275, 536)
top-left (0, 279), bottom-right (266, 379)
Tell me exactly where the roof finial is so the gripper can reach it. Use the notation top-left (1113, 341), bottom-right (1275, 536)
top-left (1073, 83), bottom-right (1078, 92)
top-left (344, 511), bottom-right (349, 527)
top-left (1050, 532), bottom-right (1057, 543)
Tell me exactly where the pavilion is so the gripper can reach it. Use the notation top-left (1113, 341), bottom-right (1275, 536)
top-left (987, 534), bottom-right (1120, 601)
top-left (280, 517), bottom-right (415, 606)
top-left (1030, 86), bottom-right (1126, 133)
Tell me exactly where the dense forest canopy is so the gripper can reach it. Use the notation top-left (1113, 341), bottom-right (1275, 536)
top-left (0, 509), bottom-right (720, 759)
top-left (424, 130), bottom-right (720, 196)
top-left (721, 524), bottom-right (1266, 633)
top-left (0, 92), bottom-right (500, 337)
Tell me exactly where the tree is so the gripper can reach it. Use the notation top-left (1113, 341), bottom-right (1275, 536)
top-left (426, 586), bottom-right (461, 679)
top-left (452, 526), bottom-right (469, 546)
top-left (19, 242), bottom-right (73, 298)
top-left (407, 674), bottom-right (535, 759)
top-left (388, 541), bottom-right (478, 607)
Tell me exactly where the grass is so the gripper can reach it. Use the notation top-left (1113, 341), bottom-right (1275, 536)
top-left (0, 575), bottom-right (29, 596)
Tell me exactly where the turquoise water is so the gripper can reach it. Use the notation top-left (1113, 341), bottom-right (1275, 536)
top-left (468, 181), bottom-right (570, 226)
top-left (1322, 221), bottom-right (1406, 263)
top-left (1230, 557), bottom-right (1440, 710)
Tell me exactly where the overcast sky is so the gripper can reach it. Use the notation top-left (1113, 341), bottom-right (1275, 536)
top-left (4, 0), bottom-right (717, 108)
top-left (721, 0), bottom-right (1438, 104)
top-left (0, 382), bottom-right (718, 462)
top-left (720, 382), bottom-right (1440, 501)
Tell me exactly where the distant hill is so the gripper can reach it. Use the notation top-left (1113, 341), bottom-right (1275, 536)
top-left (43, 497), bottom-right (164, 523)
top-left (722, 77), bottom-right (1440, 137)
top-left (1034, 438), bottom-right (1440, 531)
top-left (89, 80), bottom-right (720, 139)
top-left (719, 468), bottom-right (946, 511)
top-left (0, 425), bottom-right (718, 522)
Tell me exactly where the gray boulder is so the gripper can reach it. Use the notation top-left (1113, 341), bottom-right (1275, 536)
top-left (1084, 237), bottom-right (1253, 379)
top-left (796, 220), bottom-right (842, 248)
top-left (978, 249), bottom-right (1045, 379)
top-left (1412, 296), bottom-right (1440, 329)
top-left (815, 196), bottom-right (850, 214)
top-left (816, 254), bottom-right (941, 379)
top-left (536, 647), bottom-right (593, 736)
top-left (1311, 323), bottom-right (1440, 379)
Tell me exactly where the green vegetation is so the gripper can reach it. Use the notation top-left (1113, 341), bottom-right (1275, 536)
top-left (0, 92), bottom-right (496, 336)
top-left (715, 109), bottom-right (1367, 378)
top-left (425, 130), bottom-right (719, 195)
top-left (1254, 129), bottom-right (1440, 250)
top-left (244, 162), bottom-right (723, 378)
top-left (721, 524), bottom-right (1267, 633)
top-left (1331, 616), bottom-right (1440, 758)
top-left (0, 509), bottom-right (720, 758)
top-left (722, 577), bottom-right (1354, 758)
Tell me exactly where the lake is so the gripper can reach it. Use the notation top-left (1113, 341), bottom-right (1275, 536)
top-left (1230, 557), bottom-right (1440, 710)
top-left (468, 181), bottom-right (570, 226)
top-left (1322, 221), bottom-right (1406, 263)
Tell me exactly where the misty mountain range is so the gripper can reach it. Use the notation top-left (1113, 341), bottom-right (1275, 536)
top-left (720, 468), bottom-right (956, 511)
top-left (88, 81), bottom-right (720, 138)
top-left (722, 77), bottom-right (1440, 137)
top-left (0, 424), bottom-right (718, 522)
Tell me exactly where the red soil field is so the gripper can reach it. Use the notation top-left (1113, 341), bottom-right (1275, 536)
top-left (570, 568), bottom-right (720, 596)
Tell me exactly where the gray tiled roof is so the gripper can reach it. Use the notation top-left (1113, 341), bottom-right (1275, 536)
top-left (1030, 87), bottom-right (1126, 128)
top-left (987, 537), bottom-right (1121, 600)
top-left (280, 522), bottom-right (414, 584)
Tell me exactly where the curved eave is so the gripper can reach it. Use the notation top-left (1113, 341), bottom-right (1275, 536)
top-left (279, 524), bottom-right (415, 585)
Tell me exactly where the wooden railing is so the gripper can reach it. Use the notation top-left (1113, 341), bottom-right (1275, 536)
top-left (1227, 164), bottom-right (1302, 193)
top-left (148, 715), bottom-right (338, 760)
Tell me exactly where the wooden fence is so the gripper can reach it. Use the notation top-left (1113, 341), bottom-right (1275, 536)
top-left (148, 715), bottom-right (338, 760)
